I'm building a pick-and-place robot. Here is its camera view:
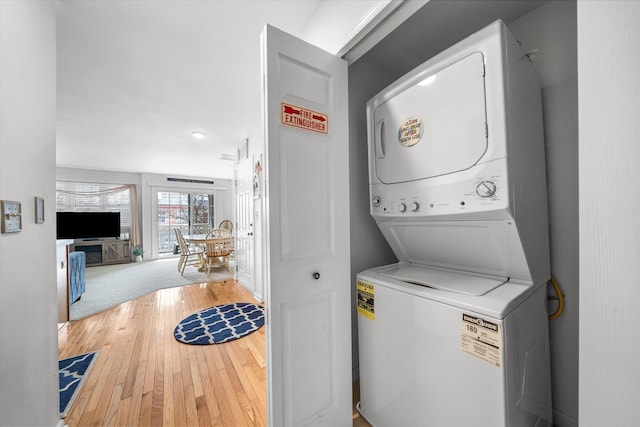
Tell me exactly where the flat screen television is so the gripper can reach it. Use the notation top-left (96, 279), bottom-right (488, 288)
top-left (56, 212), bottom-right (121, 240)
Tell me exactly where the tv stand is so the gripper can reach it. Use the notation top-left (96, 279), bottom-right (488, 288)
top-left (71, 239), bottom-right (130, 266)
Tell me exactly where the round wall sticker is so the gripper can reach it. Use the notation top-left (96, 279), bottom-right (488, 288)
top-left (397, 117), bottom-right (423, 147)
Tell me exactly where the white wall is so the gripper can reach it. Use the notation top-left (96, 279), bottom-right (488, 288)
top-left (56, 167), bottom-right (141, 186)
top-left (578, 1), bottom-right (640, 425)
top-left (509, 4), bottom-right (579, 425)
top-left (0, 1), bottom-right (60, 425)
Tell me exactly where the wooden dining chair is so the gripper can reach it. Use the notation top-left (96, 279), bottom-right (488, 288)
top-left (218, 219), bottom-right (233, 233)
top-left (174, 228), bottom-right (205, 275)
top-left (204, 228), bottom-right (233, 274)
top-left (218, 220), bottom-right (234, 259)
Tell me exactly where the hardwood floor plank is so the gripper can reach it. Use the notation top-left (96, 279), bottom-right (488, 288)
top-left (217, 367), bottom-right (250, 426)
top-left (138, 391), bottom-right (153, 426)
top-left (142, 304), bottom-right (158, 396)
top-left (171, 371), bottom-right (187, 427)
top-left (195, 394), bottom-right (213, 427)
top-left (161, 295), bottom-right (175, 427)
top-left (122, 321), bottom-right (145, 398)
top-left (116, 395), bottom-right (132, 427)
top-left (102, 383), bottom-right (124, 426)
top-left (189, 345), bottom-right (205, 400)
top-left (196, 347), bottom-right (222, 423)
top-left (150, 326), bottom-right (165, 426)
top-left (207, 351), bottom-right (236, 425)
top-left (77, 345), bottom-right (113, 420)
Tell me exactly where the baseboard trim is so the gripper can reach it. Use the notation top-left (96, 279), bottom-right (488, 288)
top-left (253, 292), bottom-right (263, 303)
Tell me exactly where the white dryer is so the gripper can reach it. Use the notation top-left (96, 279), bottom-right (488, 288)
top-left (357, 20), bottom-right (552, 426)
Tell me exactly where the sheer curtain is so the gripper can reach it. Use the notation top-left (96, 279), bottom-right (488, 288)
top-left (128, 184), bottom-right (140, 247)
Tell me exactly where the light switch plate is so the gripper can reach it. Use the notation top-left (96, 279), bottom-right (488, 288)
top-left (35, 197), bottom-right (44, 223)
top-left (1, 200), bottom-right (22, 233)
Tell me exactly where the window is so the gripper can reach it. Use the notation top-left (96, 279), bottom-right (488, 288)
top-left (157, 191), bottom-right (214, 253)
top-left (56, 181), bottom-right (132, 239)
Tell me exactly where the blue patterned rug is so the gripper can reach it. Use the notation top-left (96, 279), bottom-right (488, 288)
top-left (174, 302), bottom-right (264, 345)
top-left (59, 350), bottom-right (98, 416)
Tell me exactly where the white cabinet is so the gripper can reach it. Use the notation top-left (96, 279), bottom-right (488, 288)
top-left (56, 239), bottom-right (73, 323)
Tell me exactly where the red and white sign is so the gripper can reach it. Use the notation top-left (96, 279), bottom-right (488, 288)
top-left (281, 103), bottom-right (328, 134)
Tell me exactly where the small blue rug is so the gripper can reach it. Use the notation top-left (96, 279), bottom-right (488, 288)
top-left (59, 350), bottom-right (98, 416)
top-left (174, 302), bottom-right (264, 345)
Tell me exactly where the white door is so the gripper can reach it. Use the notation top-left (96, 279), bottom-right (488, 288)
top-left (261, 25), bottom-right (352, 426)
top-left (235, 155), bottom-right (255, 293)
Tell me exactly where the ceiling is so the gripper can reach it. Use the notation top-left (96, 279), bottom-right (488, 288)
top-left (56, 0), bottom-right (546, 181)
top-left (55, 0), bottom-right (389, 180)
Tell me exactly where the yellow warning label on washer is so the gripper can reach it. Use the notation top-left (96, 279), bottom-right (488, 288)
top-left (357, 280), bottom-right (375, 320)
top-left (461, 313), bottom-right (502, 367)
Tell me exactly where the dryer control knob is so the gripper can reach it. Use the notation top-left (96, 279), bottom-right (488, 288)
top-left (476, 181), bottom-right (497, 198)
top-left (398, 203), bottom-right (407, 213)
top-left (372, 196), bottom-right (381, 207)
top-left (410, 202), bottom-right (420, 212)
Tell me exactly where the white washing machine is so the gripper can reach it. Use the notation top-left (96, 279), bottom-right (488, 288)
top-left (357, 20), bottom-right (553, 426)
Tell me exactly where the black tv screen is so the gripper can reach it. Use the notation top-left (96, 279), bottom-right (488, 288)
top-left (56, 212), bottom-right (121, 239)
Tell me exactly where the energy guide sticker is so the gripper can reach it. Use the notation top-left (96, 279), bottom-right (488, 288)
top-left (357, 280), bottom-right (375, 320)
top-left (461, 313), bottom-right (502, 367)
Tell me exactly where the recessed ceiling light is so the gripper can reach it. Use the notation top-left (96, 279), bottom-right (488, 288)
top-left (192, 131), bottom-right (206, 139)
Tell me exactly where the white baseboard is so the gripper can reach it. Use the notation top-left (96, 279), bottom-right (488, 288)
top-left (253, 292), bottom-right (263, 303)
top-left (56, 419), bottom-right (68, 427)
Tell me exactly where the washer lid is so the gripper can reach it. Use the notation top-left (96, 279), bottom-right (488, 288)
top-left (379, 263), bottom-right (507, 296)
top-left (372, 52), bottom-right (488, 184)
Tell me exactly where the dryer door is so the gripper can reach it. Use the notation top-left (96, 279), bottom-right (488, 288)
top-left (373, 52), bottom-right (487, 184)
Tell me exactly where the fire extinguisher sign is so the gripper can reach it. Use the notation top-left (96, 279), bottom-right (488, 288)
top-left (281, 102), bottom-right (328, 134)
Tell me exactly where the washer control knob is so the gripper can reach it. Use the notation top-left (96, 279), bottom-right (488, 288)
top-left (410, 202), bottom-right (420, 212)
top-left (476, 181), bottom-right (497, 198)
top-left (372, 196), bottom-right (381, 207)
top-left (398, 203), bottom-right (407, 213)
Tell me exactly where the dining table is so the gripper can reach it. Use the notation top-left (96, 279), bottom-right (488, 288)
top-left (182, 233), bottom-right (210, 246)
top-left (181, 234), bottom-right (215, 271)
top-left (182, 232), bottom-right (233, 273)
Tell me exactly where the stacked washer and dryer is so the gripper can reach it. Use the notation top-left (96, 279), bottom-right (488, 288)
top-left (356, 20), bottom-right (553, 426)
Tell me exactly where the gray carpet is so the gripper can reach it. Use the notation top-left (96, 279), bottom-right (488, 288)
top-left (70, 257), bottom-right (234, 320)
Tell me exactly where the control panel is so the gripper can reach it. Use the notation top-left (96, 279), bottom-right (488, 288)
top-left (370, 163), bottom-right (509, 220)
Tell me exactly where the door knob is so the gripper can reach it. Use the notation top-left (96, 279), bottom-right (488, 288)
top-left (313, 272), bottom-right (320, 280)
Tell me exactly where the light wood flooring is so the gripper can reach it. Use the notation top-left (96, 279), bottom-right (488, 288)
top-left (59, 279), bottom-right (371, 427)
top-left (59, 280), bottom-right (266, 426)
